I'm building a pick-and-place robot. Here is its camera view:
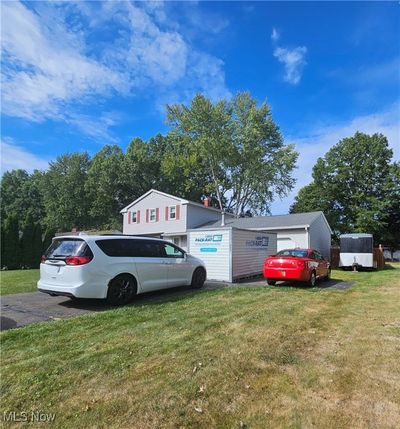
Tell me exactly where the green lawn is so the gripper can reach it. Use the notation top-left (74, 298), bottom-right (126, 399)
top-left (1, 265), bottom-right (400, 428)
top-left (0, 269), bottom-right (39, 295)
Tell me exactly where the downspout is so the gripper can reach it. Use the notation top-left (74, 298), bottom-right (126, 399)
top-left (305, 226), bottom-right (310, 248)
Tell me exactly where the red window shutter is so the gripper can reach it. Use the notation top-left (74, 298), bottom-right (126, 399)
top-left (137, 210), bottom-right (140, 224)
top-left (146, 209), bottom-right (149, 223)
top-left (165, 206), bottom-right (169, 221)
top-left (176, 205), bottom-right (180, 220)
top-left (156, 208), bottom-right (159, 222)
top-left (128, 211), bottom-right (131, 224)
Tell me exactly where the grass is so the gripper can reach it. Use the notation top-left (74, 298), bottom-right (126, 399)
top-left (0, 269), bottom-right (39, 295)
top-left (1, 265), bottom-right (400, 428)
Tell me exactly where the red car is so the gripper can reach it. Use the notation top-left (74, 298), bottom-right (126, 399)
top-left (263, 248), bottom-right (331, 287)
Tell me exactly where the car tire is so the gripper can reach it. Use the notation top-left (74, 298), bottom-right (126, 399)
top-left (107, 274), bottom-right (137, 306)
top-left (267, 280), bottom-right (276, 286)
top-left (308, 271), bottom-right (317, 287)
top-left (324, 268), bottom-right (331, 281)
top-left (191, 267), bottom-right (206, 289)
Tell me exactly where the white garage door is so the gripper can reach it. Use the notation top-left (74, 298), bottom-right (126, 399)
top-left (277, 238), bottom-right (295, 252)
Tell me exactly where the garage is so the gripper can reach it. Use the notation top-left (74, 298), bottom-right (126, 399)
top-left (195, 211), bottom-right (332, 260)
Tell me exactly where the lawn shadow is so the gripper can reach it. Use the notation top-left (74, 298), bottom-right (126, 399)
top-left (58, 284), bottom-right (221, 311)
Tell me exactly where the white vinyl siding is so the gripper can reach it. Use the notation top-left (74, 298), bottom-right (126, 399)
top-left (188, 228), bottom-right (277, 282)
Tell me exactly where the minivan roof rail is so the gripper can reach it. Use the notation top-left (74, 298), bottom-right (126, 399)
top-left (99, 233), bottom-right (139, 236)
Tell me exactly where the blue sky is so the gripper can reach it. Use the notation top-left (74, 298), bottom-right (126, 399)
top-left (1, 1), bottom-right (399, 214)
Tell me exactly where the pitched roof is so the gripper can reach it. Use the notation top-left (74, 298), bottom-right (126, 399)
top-left (120, 189), bottom-right (233, 216)
top-left (195, 211), bottom-right (331, 231)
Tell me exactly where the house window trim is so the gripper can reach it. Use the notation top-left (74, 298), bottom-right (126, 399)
top-left (149, 208), bottom-right (157, 223)
top-left (169, 205), bottom-right (176, 220)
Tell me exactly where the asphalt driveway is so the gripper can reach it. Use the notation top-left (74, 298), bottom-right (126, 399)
top-left (0, 278), bottom-right (352, 331)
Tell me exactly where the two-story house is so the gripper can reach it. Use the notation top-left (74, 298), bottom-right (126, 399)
top-left (121, 189), bottom-right (333, 259)
top-left (120, 189), bottom-right (233, 250)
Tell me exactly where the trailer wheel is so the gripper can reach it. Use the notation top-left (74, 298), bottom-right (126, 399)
top-left (191, 267), bottom-right (206, 289)
top-left (107, 274), bottom-right (137, 306)
top-left (267, 280), bottom-right (276, 286)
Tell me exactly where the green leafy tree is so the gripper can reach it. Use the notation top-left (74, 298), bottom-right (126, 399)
top-left (381, 163), bottom-right (400, 254)
top-left (228, 92), bottom-right (298, 215)
top-left (290, 132), bottom-right (397, 244)
top-left (2, 213), bottom-right (20, 270)
top-left (32, 222), bottom-right (43, 268)
top-left (1, 169), bottom-right (45, 229)
top-left (40, 153), bottom-right (91, 231)
top-left (85, 145), bottom-right (125, 229)
top-left (20, 210), bottom-right (35, 268)
top-left (166, 92), bottom-right (298, 214)
top-left (42, 228), bottom-right (56, 254)
top-left (160, 134), bottom-right (215, 203)
top-left (167, 94), bottom-right (233, 210)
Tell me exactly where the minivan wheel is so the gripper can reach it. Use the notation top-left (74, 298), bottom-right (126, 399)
top-left (107, 274), bottom-right (137, 306)
top-left (267, 279), bottom-right (276, 286)
top-left (191, 268), bottom-right (206, 289)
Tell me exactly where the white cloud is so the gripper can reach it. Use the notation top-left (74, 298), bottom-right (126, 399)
top-left (271, 28), bottom-right (280, 42)
top-left (1, 139), bottom-right (49, 174)
top-left (1, 1), bottom-right (230, 132)
top-left (65, 112), bottom-right (119, 143)
top-left (270, 103), bottom-right (400, 214)
top-left (273, 46), bottom-right (307, 85)
top-left (1, 1), bottom-right (124, 122)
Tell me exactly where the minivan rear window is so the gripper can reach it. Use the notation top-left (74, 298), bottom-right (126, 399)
top-left (45, 238), bottom-right (93, 260)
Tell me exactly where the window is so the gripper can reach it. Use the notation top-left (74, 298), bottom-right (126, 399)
top-left (45, 238), bottom-right (92, 260)
top-left (96, 239), bottom-right (164, 258)
top-left (314, 251), bottom-right (323, 260)
top-left (276, 249), bottom-right (308, 258)
top-left (163, 243), bottom-right (184, 259)
top-left (132, 211), bottom-right (137, 223)
top-left (169, 206), bottom-right (176, 220)
top-left (149, 208), bottom-right (156, 222)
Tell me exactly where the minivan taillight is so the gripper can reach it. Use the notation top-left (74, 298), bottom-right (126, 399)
top-left (65, 256), bottom-right (92, 265)
top-left (41, 255), bottom-right (46, 263)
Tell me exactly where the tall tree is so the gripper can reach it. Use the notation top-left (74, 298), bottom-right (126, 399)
top-left (166, 92), bottom-right (298, 214)
top-left (290, 132), bottom-right (397, 244)
top-left (20, 210), bottom-right (35, 268)
top-left (0, 169), bottom-right (45, 229)
top-left (42, 228), bottom-right (56, 254)
top-left (167, 94), bottom-right (233, 210)
top-left (228, 92), bottom-right (298, 215)
top-left (40, 153), bottom-right (91, 231)
top-left (2, 213), bottom-right (20, 270)
top-left (85, 145), bottom-right (125, 229)
top-left (32, 222), bottom-right (43, 268)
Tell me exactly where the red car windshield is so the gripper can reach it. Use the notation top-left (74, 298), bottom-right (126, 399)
top-left (276, 249), bottom-right (309, 258)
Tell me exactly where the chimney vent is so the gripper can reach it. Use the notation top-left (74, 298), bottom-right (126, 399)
top-left (203, 197), bottom-right (210, 208)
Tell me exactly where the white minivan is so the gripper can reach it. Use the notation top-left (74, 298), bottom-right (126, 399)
top-left (38, 235), bottom-right (207, 305)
